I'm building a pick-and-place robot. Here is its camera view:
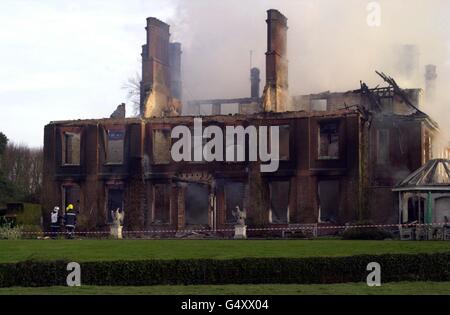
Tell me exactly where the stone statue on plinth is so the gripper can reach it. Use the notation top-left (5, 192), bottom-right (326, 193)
top-left (110, 208), bottom-right (124, 239)
top-left (233, 206), bottom-right (247, 239)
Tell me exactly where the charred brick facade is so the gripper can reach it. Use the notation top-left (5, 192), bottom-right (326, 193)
top-left (42, 10), bottom-right (440, 235)
top-left (42, 110), bottom-right (367, 233)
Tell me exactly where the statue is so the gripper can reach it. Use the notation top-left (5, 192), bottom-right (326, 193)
top-left (110, 208), bottom-right (124, 239)
top-left (233, 206), bottom-right (246, 225)
top-left (232, 206), bottom-right (247, 239)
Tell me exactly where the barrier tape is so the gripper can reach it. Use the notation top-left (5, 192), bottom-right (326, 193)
top-left (19, 222), bottom-right (450, 236)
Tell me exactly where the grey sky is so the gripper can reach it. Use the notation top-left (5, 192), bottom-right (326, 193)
top-left (0, 0), bottom-right (175, 147)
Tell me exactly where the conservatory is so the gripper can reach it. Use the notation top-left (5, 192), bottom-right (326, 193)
top-left (393, 159), bottom-right (450, 240)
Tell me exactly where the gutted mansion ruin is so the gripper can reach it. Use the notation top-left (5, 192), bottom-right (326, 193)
top-left (42, 10), bottom-right (440, 234)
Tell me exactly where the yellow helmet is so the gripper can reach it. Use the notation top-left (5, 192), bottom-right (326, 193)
top-left (66, 204), bottom-right (74, 211)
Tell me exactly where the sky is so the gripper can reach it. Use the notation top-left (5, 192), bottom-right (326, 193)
top-left (0, 0), bottom-right (176, 147)
top-left (0, 0), bottom-right (449, 147)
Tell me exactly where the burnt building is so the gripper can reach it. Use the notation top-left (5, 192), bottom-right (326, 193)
top-left (42, 10), bottom-right (440, 234)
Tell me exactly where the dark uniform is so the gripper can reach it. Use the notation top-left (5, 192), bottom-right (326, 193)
top-left (64, 206), bottom-right (77, 239)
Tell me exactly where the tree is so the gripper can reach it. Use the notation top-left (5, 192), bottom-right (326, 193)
top-left (0, 136), bottom-right (43, 203)
top-left (1, 143), bottom-right (43, 203)
top-left (0, 132), bottom-right (7, 156)
top-left (122, 72), bottom-right (141, 117)
top-left (0, 132), bottom-right (19, 204)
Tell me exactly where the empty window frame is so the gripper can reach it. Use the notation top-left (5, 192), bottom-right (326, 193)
top-left (224, 182), bottom-right (245, 223)
top-left (62, 185), bottom-right (80, 211)
top-left (62, 132), bottom-right (81, 165)
top-left (318, 122), bottom-right (339, 159)
top-left (311, 99), bottom-right (327, 111)
top-left (318, 180), bottom-right (339, 223)
top-left (211, 103), bottom-right (221, 115)
top-left (269, 181), bottom-right (290, 224)
top-left (153, 129), bottom-right (171, 164)
top-left (221, 103), bottom-right (239, 115)
top-left (106, 129), bottom-right (125, 164)
top-left (376, 129), bottom-right (390, 165)
top-left (153, 184), bottom-right (171, 224)
top-left (407, 196), bottom-right (425, 224)
top-left (185, 183), bottom-right (209, 225)
top-left (107, 188), bottom-right (124, 223)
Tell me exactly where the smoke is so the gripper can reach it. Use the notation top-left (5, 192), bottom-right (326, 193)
top-left (167, 0), bottom-right (450, 147)
top-left (429, 82), bottom-right (450, 158)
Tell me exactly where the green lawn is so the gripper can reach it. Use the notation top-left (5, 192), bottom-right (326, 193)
top-left (1, 282), bottom-right (449, 295)
top-left (1, 239), bottom-right (449, 263)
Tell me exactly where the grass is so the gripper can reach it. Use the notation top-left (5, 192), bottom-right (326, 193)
top-left (0, 282), bottom-right (449, 295)
top-left (0, 239), bottom-right (449, 263)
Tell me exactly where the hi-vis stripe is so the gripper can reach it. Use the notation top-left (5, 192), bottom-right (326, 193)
top-left (21, 222), bottom-right (449, 235)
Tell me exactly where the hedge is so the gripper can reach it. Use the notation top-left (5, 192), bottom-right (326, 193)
top-left (342, 221), bottom-right (394, 240)
top-left (0, 253), bottom-right (449, 287)
top-left (342, 227), bottom-right (394, 240)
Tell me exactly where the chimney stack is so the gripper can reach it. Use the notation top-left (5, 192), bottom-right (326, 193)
top-left (250, 67), bottom-right (260, 98)
top-left (263, 9), bottom-right (289, 112)
top-left (424, 64), bottom-right (437, 103)
top-left (140, 17), bottom-right (174, 118)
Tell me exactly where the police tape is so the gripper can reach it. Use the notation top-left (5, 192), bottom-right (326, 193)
top-left (19, 222), bottom-right (449, 235)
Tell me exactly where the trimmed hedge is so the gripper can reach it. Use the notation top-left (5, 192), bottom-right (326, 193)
top-left (0, 253), bottom-right (449, 287)
top-left (342, 221), bottom-right (394, 240)
top-left (342, 228), bottom-right (394, 240)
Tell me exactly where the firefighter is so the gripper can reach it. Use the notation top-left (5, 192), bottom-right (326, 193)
top-left (50, 206), bottom-right (60, 239)
top-left (64, 204), bottom-right (77, 239)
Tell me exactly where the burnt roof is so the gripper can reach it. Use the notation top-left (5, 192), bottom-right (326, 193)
top-left (47, 108), bottom-right (361, 126)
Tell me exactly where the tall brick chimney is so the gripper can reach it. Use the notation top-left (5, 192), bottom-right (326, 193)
top-left (424, 64), bottom-right (437, 103)
top-left (250, 67), bottom-right (260, 98)
top-left (140, 17), bottom-right (179, 117)
top-left (263, 9), bottom-right (288, 112)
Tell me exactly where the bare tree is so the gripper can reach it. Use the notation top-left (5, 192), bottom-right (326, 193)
top-left (122, 72), bottom-right (141, 117)
top-left (1, 143), bottom-right (43, 202)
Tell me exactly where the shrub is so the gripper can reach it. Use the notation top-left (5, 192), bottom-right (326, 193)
top-left (0, 222), bottom-right (22, 240)
top-left (342, 221), bottom-right (394, 240)
top-left (0, 252), bottom-right (448, 287)
top-left (16, 203), bottom-right (42, 226)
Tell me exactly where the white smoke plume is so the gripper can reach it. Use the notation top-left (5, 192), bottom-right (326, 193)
top-left (166, 0), bottom-right (450, 149)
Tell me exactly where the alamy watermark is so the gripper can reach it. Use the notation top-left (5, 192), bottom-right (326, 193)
top-left (366, 262), bottom-right (381, 286)
top-left (366, 1), bottom-right (381, 27)
top-left (171, 118), bottom-right (280, 172)
top-left (66, 262), bottom-right (81, 287)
